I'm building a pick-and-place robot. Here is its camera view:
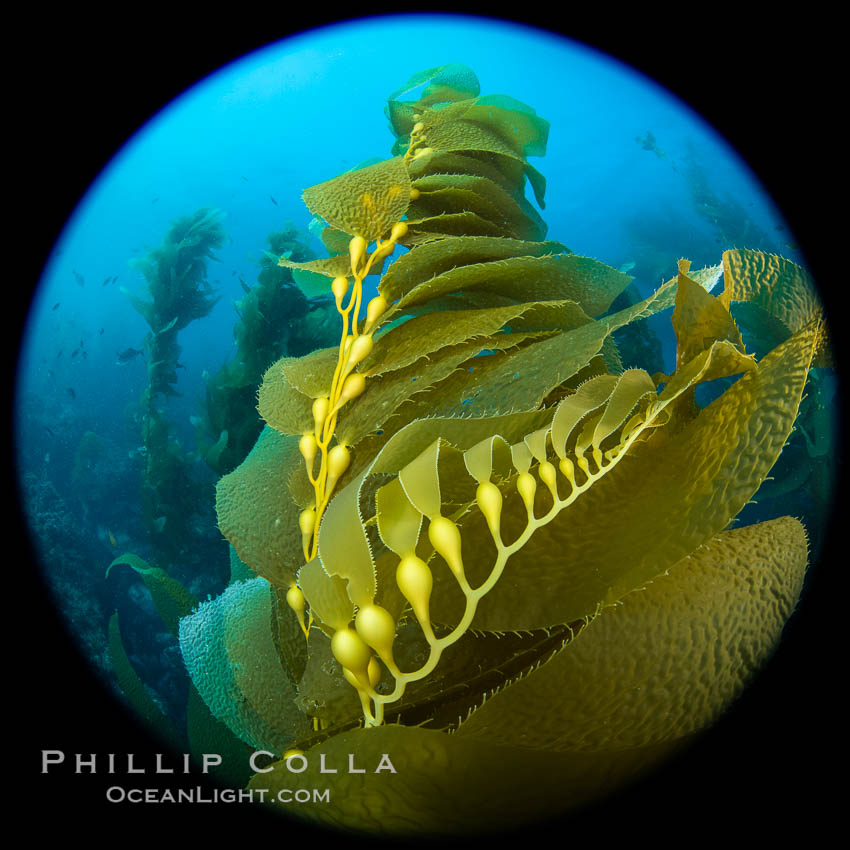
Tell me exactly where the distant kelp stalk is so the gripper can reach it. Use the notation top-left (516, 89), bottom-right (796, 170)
top-left (124, 207), bottom-right (226, 557)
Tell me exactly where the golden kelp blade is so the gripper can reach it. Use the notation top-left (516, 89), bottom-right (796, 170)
top-left (721, 248), bottom-right (831, 365)
top-left (215, 427), bottom-right (305, 588)
top-left (316, 469), bottom-right (377, 609)
top-left (387, 63), bottom-right (480, 109)
top-left (455, 516), bottom-right (808, 751)
top-left (106, 552), bottom-right (196, 637)
top-left (179, 577), bottom-right (312, 752)
top-left (378, 235), bottom-right (569, 304)
top-left (302, 157), bottom-right (411, 242)
top-left (720, 248), bottom-right (822, 331)
top-left (672, 264), bottom-right (745, 370)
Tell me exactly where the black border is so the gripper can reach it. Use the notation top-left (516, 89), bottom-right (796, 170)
top-left (15, 9), bottom-right (844, 844)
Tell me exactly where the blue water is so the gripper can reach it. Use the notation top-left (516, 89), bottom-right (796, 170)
top-left (14, 14), bottom-right (799, 692)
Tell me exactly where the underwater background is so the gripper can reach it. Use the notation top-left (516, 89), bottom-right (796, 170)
top-left (16, 10), bottom-right (843, 842)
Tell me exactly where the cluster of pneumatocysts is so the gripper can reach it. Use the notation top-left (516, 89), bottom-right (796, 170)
top-left (284, 119), bottom-right (441, 643)
top-left (290, 114), bottom-right (432, 582)
top-left (285, 219), bottom-right (408, 640)
top-left (318, 376), bottom-right (662, 727)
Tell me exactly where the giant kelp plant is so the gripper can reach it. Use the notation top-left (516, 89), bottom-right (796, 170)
top-left (126, 208), bottom-right (226, 556)
top-left (169, 65), bottom-right (829, 834)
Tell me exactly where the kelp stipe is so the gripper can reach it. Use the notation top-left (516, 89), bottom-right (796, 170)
top-left (125, 207), bottom-right (227, 554)
top-left (182, 65), bottom-right (829, 835)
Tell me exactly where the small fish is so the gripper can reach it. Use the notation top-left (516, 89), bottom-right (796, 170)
top-left (52, 302), bottom-right (60, 311)
top-left (116, 347), bottom-right (143, 365)
top-left (241, 175), bottom-right (249, 182)
top-left (102, 275), bottom-right (111, 286)
top-left (71, 349), bottom-right (79, 359)
top-left (99, 327), bottom-right (105, 335)
top-left (270, 194), bottom-right (278, 206)
top-left (240, 277), bottom-right (250, 294)
top-left (784, 242), bottom-right (800, 251)
top-left (775, 224), bottom-right (785, 232)
top-left (73, 270), bottom-right (85, 287)
top-left (108, 530), bottom-right (118, 547)
top-left (43, 425), bottom-right (55, 438)
top-left (152, 196), bottom-right (159, 204)
top-left (66, 387), bottom-right (76, 400)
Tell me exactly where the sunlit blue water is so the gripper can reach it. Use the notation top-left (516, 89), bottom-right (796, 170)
top-left (14, 14), bottom-right (802, 685)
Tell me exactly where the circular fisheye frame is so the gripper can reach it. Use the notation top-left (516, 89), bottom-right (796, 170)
top-left (20, 13), bottom-right (839, 840)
